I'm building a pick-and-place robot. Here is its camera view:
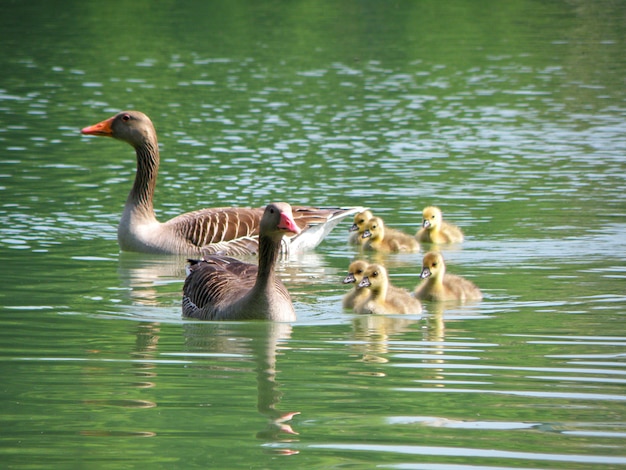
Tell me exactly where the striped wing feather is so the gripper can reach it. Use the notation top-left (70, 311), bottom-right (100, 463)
top-left (183, 256), bottom-right (258, 320)
top-left (169, 206), bottom-right (357, 254)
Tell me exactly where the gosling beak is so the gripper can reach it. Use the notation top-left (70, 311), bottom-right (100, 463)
top-left (422, 219), bottom-right (430, 229)
top-left (343, 273), bottom-right (356, 284)
top-left (349, 223), bottom-right (359, 232)
top-left (358, 276), bottom-right (371, 288)
top-left (361, 230), bottom-right (372, 239)
top-left (420, 267), bottom-right (432, 279)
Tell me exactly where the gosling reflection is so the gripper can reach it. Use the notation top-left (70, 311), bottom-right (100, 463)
top-left (182, 322), bottom-right (300, 450)
top-left (351, 315), bottom-right (416, 367)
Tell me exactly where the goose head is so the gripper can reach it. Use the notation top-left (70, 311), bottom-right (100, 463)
top-left (261, 202), bottom-right (301, 238)
top-left (361, 216), bottom-right (385, 241)
top-left (343, 260), bottom-right (369, 284)
top-left (422, 206), bottom-right (443, 230)
top-left (420, 251), bottom-right (446, 279)
top-left (82, 110), bottom-right (157, 148)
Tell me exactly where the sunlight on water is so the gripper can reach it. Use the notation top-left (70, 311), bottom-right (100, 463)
top-left (1, 0), bottom-right (625, 468)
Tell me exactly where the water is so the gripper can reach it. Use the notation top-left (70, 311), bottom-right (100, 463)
top-left (1, 0), bottom-right (625, 468)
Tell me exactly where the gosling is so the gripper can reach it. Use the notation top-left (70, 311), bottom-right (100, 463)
top-left (342, 260), bottom-right (371, 310)
top-left (416, 206), bottom-right (464, 244)
top-left (356, 264), bottom-right (422, 315)
top-left (414, 251), bottom-right (482, 302)
top-left (362, 217), bottom-right (420, 253)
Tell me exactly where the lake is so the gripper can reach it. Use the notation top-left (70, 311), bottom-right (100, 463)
top-left (1, 1), bottom-right (625, 468)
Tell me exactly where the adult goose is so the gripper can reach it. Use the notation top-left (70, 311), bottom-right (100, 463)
top-left (416, 206), bottom-right (464, 244)
top-left (182, 202), bottom-right (299, 321)
top-left (81, 111), bottom-right (363, 256)
top-left (356, 264), bottom-right (422, 315)
top-left (414, 251), bottom-right (482, 302)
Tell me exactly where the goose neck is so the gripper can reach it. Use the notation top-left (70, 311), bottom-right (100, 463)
top-left (127, 141), bottom-right (159, 219)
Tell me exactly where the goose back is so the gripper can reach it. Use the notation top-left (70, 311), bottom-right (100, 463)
top-left (82, 111), bottom-right (364, 256)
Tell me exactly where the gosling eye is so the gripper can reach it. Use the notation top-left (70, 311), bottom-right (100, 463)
top-left (372, 271), bottom-right (379, 278)
top-left (432, 262), bottom-right (438, 267)
top-left (356, 269), bottom-right (363, 274)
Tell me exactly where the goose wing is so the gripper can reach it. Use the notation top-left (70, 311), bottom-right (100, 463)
top-left (182, 256), bottom-right (257, 318)
top-left (169, 206), bottom-right (365, 255)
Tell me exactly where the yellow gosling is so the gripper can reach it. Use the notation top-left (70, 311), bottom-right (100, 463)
top-left (348, 210), bottom-right (374, 245)
top-left (414, 251), bottom-right (482, 302)
top-left (362, 217), bottom-right (420, 253)
top-left (342, 260), bottom-right (371, 310)
top-left (355, 264), bottom-right (422, 315)
top-left (416, 206), bottom-right (464, 244)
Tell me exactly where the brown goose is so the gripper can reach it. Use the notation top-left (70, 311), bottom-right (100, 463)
top-left (416, 206), bottom-right (464, 244)
top-left (356, 264), bottom-right (422, 315)
top-left (361, 216), bottom-right (420, 253)
top-left (414, 251), bottom-right (482, 302)
top-left (182, 202), bottom-right (299, 321)
top-left (81, 111), bottom-right (363, 256)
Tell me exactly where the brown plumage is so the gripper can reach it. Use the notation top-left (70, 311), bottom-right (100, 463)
top-left (414, 251), bottom-right (482, 302)
top-left (81, 111), bottom-right (363, 255)
top-left (182, 202), bottom-right (299, 321)
top-left (361, 216), bottom-right (420, 253)
top-left (355, 264), bottom-right (422, 315)
top-left (416, 206), bottom-right (464, 244)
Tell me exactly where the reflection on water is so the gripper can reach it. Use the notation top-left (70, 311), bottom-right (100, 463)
top-left (1, 0), bottom-right (626, 468)
top-left (179, 322), bottom-right (300, 454)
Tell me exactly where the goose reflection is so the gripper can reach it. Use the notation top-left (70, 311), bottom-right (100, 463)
top-left (182, 321), bottom-right (300, 452)
top-left (116, 250), bottom-right (329, 306)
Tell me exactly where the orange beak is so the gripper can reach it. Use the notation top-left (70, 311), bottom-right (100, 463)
top-left (81, 116), bottom-right (115, 137)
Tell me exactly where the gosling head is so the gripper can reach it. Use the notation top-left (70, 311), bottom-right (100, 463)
top-left (422, 206), bottom-right (443, 230)
top-left (343, 260), bottom-right (369, 285)
top-left (361, 216), bottom-right (385, 241)
top-left (350, 210), bottom-right (374, 233)
top-left (420, 251), bottom-right (446, 279)
top-left (358, 263), bottom-right (388, 290)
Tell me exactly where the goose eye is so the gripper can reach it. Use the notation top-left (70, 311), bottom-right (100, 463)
top-left (122, 114), bottom-right (131, 122)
